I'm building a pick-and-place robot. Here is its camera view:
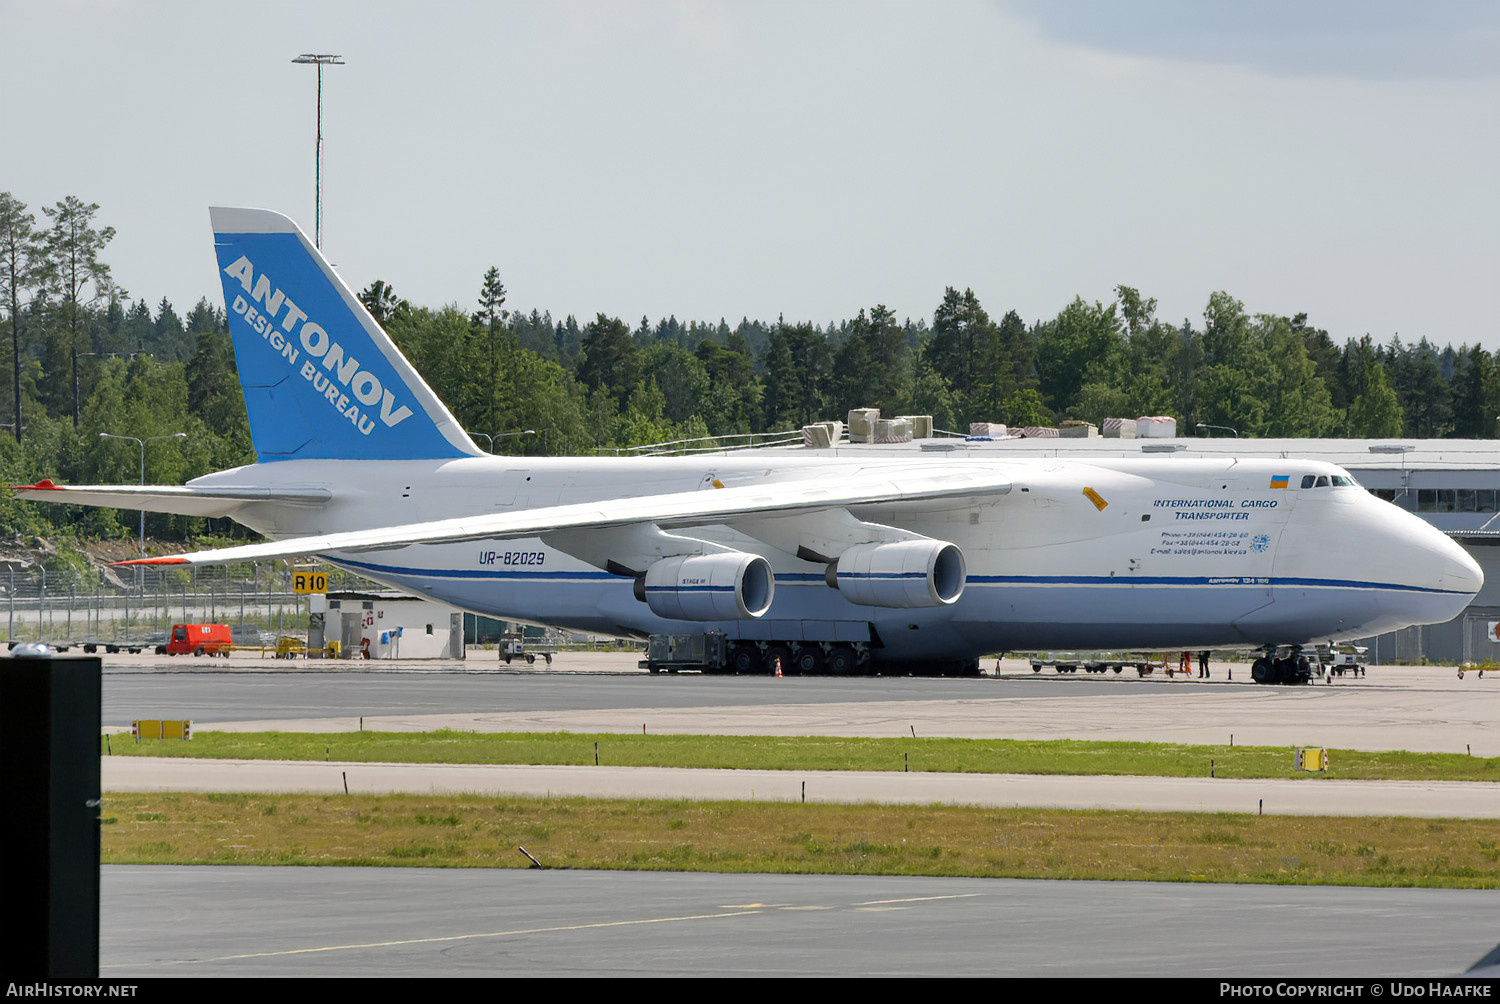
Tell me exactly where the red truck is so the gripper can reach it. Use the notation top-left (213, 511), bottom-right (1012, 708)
top-left (158, 623), bottom-right (233, 657)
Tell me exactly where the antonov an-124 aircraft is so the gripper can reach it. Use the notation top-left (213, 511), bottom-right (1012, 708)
top-left (13, 208), bottom-right (1483, 679)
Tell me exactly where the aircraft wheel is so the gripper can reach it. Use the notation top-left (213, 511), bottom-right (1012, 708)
top-left (1271, 658), bottom-right (1302, 683)
top-left (729, 644), bottom-right (759, 675)
top-left (793, 646), bottom-right (823, 676)
top-left (1251, 657), bottom-right (1274, 684)
top-left (826, 645), bottom-right (856, 676)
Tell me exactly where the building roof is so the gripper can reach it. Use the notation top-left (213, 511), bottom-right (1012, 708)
top-left (767, 436), bottom-right (1500, 474)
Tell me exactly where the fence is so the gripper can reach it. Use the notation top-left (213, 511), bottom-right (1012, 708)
top-left (1, 561), bottom-right (401, 645)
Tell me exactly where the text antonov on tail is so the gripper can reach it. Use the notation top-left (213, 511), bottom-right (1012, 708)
top-left (222, 255), bottom-right (413, 434)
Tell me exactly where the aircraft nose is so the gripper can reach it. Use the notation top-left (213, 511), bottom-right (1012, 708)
top-left (1392, 516), bottom-right (1483, 629)
top-left (1344, 498), bottom-right (1483, 628)
top-left (1430, 532), bottom-right (1483, 598)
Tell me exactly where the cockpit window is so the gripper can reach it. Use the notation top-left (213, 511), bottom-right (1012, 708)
top-left (1297, 473), bottom-right (1356, 489)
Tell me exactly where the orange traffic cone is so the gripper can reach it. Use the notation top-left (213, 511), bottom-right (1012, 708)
top-left (774, 655), bottom-right (783, 678)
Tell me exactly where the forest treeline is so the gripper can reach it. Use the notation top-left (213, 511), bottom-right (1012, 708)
top-left (2, 191), bottom-right (1496, 544)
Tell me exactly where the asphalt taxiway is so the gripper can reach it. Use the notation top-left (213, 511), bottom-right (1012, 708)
top-left (89, 652), bottom-right (1498, 978)
top-left (96, 653), bottom-right (1499, 817)
top-left (100, 867), bottom-right (1498, 978)
top-left (101, 652), bottom-right (1498, 754)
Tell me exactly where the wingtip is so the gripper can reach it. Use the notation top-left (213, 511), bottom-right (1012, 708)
top-left (115, 556), bottom-right (188, 567)
top-left (11, 479), bottom-right (59, 491)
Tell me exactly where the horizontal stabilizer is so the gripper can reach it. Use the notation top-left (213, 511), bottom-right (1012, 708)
top-left (116, 467), bottom-right (1013, 567)
top-left (11, 480), bottom-right (331, 518)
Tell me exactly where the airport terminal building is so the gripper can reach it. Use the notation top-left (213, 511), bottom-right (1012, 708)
top-left (776, 427), bottom-right (1500, 665)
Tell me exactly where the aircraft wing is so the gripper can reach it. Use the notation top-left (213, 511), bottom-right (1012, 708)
top-left (11, 480), bottom-right (332, 518)
top-left (118, 466), bottom-right (1012, 567)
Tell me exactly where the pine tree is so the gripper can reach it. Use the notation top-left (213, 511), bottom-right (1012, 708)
top-left (474, 266), bottom-right (517, 443)
top-left (576, 314), bottom-right (640, 410)
top-left (0, 193), bottom-right (47, 442)
top-left (41, 196), bottom-right (121, 427)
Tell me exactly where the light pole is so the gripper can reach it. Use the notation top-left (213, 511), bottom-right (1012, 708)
top-left (291, 53), bottom-right (344, 248)
top-left (468, 429), bottom-right (536, 454)
top-left (99, 431), bottom-right (186, 553)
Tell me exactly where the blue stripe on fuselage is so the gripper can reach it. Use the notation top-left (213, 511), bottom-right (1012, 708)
top-left (330, 556), bottom-right (1464, 595)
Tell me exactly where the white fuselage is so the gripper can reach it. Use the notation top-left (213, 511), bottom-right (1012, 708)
top-left (191, 453), bottom-right (1481, 661)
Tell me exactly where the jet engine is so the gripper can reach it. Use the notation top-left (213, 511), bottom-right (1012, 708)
top-left (829, 540), bottom-right (966, 608)
top-left (640, 553), bottom-right (776, 620)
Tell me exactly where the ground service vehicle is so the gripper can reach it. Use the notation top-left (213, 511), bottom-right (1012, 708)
top-left (159, 623), bottom-right (232, 657)
top-left (500, 631), bottom-right (554, 665)
top-left (1030, 652), bottom-right (1154, 675)
top-left (1324, 645), bottom-right (1367, 677)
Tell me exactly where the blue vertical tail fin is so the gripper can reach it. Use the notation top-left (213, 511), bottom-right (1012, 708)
top-left (210, 207), bottom-right (481, 462)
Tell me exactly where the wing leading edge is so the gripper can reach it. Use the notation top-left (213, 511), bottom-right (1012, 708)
top-left (117, 467), bottom-right (1013, 567)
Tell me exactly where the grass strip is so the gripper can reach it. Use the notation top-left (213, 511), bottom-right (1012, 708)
top-left (100, 792), bottom-right (1500, 888)
top-left (103, 730), bottom-right (1500, 782)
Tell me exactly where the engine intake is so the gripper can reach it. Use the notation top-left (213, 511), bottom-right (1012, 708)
top-left (641, 553), bottom-right (776, 620)
top-left (830, 540), bottom-right (966, 608)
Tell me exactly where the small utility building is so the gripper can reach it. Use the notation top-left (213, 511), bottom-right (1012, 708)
top-left (319, 593), bottom-right (465, 659)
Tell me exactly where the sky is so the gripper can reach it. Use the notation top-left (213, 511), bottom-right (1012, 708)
top-left (3, 0), bottom-right (1497, 350)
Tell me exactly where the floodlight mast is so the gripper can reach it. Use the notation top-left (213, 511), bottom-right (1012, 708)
top-left (291, 54), bottom-right (345, 248)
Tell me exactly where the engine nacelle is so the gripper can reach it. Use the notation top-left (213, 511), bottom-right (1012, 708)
top-left (641, 553), bottom-right (776, 621)
top-left (830, 540), bottom-right (966, 608)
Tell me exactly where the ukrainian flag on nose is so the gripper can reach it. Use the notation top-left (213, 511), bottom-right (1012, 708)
top-left (1269, 474), bottom-right (1290, 489)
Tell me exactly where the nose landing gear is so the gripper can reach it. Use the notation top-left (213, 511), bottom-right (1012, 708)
top-left (1250, 646), bottom-right (1314, 685)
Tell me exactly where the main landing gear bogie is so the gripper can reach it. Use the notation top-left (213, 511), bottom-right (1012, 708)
top-left (724, 641), bottom-right (866, 677)
top-left (661, 640), bottom-right (978, 678)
